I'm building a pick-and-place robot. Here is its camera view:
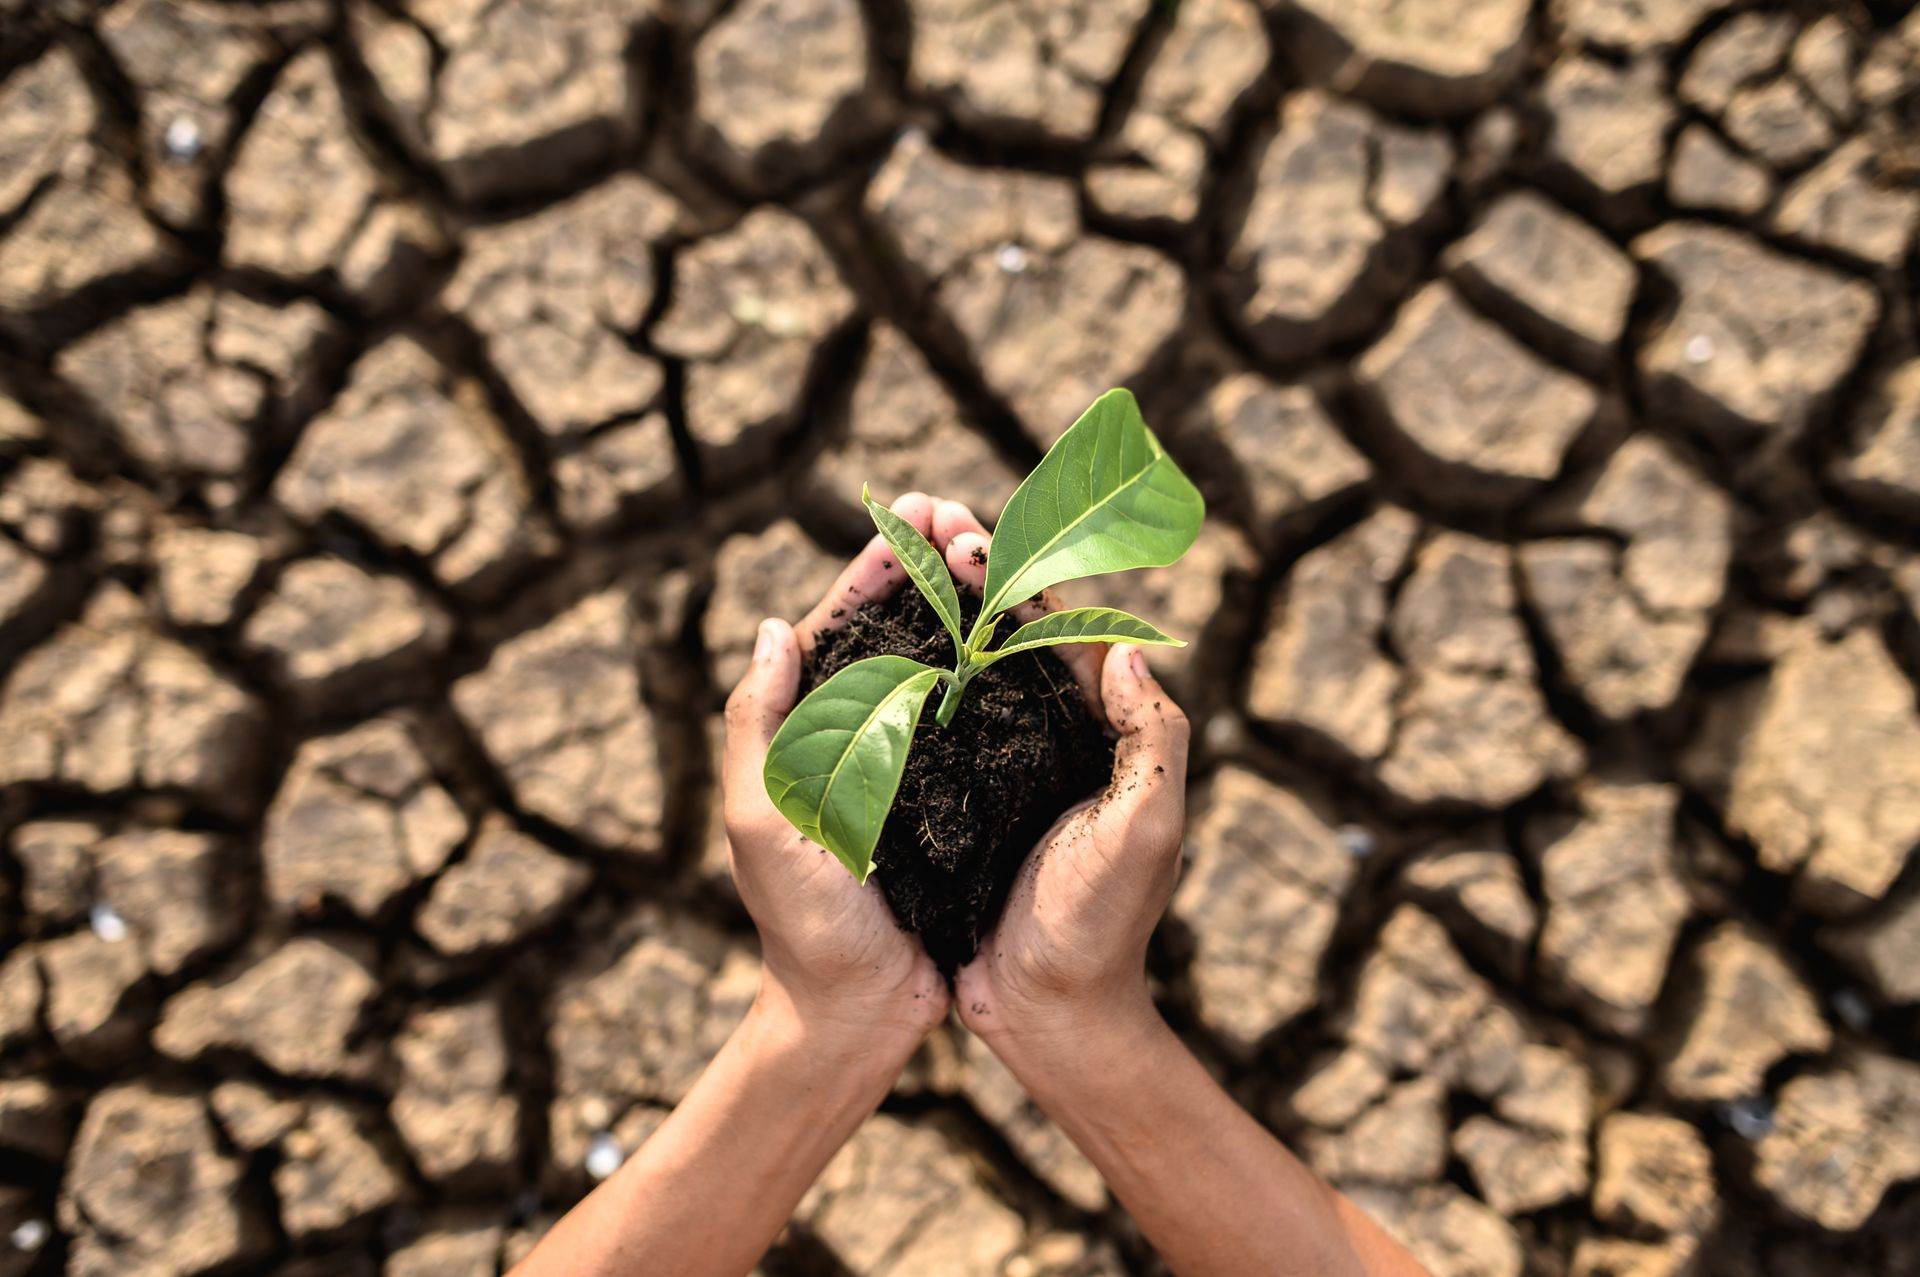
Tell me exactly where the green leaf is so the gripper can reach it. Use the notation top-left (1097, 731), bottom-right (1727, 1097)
top-left (762, 655), bottom-right (944, 883)
top-left (978, 388), bottom-right (1204, 632)
top-left (863, 486), bottom-right (964, 658)
top-left (981, 606), bottom-right (1186, 665)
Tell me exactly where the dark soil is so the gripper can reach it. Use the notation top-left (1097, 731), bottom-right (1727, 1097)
top-left (803, 585), bottom-right (1115, 973)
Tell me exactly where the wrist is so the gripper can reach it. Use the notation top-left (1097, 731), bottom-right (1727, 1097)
top-left (978, 979), bottom-right (1171, 1092)
top-left (746, 974), bottom-right (927, 1094)
top-left (985, 991), bottom-right (1194, 1180)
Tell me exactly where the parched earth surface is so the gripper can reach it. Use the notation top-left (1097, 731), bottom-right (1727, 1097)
top-left (2, 0), bottom-right (1920, 1274)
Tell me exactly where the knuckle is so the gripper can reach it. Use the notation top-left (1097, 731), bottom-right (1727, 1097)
top-left (722, 811), bottom-right (776, 856)
top-left (1147, 697), bottom-right (1191, 750)
top-left (1156, 691), bottom-right (1190, 730)
top-left (1151, 806), bottom-right (1187, 854)
top-left (1163, 705), bottom-right (1191, 748)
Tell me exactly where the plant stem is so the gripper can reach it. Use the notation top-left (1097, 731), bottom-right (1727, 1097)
top-left (934, 676), bottom-right (965, 727)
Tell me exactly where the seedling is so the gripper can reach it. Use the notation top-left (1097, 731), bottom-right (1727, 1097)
top-left (763, 388), bottom-right (1205, 882)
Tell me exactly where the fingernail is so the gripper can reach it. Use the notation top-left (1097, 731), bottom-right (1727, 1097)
top-left (1128, 646), bottom-right (1149, 680)
top-left (754, 619), bottom-right (777, 662)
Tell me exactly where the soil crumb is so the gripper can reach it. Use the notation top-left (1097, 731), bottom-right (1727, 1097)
top-left (803, 586), bottom-right (1114, 972)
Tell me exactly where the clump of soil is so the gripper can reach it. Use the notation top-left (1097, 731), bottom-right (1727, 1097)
top-left (803, 586), bottom-right (1115, 973)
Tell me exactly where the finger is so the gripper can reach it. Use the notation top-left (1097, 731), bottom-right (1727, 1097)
top-left (723, 617), bottom-right (802, 830)
top-left (796, 492), bottom-right (935, 646)
top-left (1088, 643), bottom-right (1189, 857)
top-left (945, 530), bottom-right (991, 594)
top-left (931, 497), bottom-right (988, 553)
top-left (943, 531), bottom-right (1106, 717)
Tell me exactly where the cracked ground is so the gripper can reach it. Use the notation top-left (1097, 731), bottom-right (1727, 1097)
top-left (1, 0), bottom-right (1920, 1273)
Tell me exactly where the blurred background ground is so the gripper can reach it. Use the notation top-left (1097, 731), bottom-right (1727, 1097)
top-left (1, 0), bottom-right (1919, 1273)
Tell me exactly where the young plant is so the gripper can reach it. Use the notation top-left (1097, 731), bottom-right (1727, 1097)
top-left (762, 388), bottom-right (1205, 882)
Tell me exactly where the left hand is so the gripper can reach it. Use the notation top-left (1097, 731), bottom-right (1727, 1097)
top-left (721, 492), bottom-right (957, 1061)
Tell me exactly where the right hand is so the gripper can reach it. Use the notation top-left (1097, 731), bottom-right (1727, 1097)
top-left (933, 503), bottom-right (1193, 1055)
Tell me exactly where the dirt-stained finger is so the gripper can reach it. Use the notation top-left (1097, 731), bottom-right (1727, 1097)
top-left (931, 497), bottom-right (989, 552)
top-left (945, 530), bottom-right (991, 593)
top-left (795, 492), bottom-right (935, 647)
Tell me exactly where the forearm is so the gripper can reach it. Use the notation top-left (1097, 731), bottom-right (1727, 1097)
top-left (988, 994), bottom-right (1425, 1277)
top-left (512, 983), bottom-right (909, 1277)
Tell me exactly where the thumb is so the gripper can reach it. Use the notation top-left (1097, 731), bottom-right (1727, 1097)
top-left (1091, 643), bottom-right (1189, 855)
top-left (723, 617), bottom-right (801, 826)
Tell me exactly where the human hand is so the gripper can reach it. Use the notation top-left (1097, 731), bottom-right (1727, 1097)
top-left (722, 493), bottom-right (956, 1064)
top-left (932, 503), bottom-right (1192, 1057)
